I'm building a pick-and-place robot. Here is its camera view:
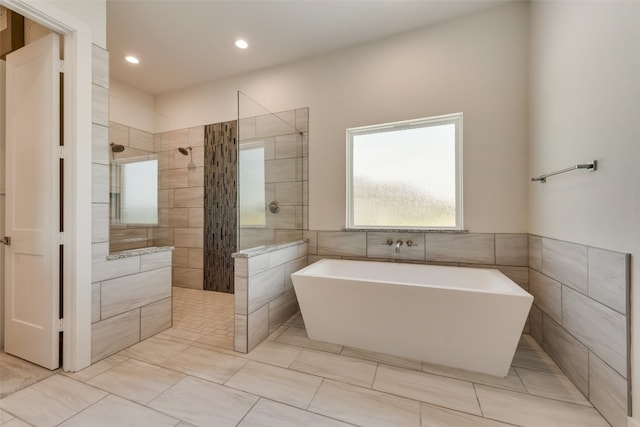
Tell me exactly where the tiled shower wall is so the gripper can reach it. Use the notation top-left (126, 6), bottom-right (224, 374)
top-left (153, 126), bottom-right (205, 289)
top-left (528, 235), bottom-right (629, 427)
top-left (204, 121), bottom-right (237, 293)
top-left (238, 108), bottom-right (309, 250)
top-left (108, 122), bottom-right (155, 252)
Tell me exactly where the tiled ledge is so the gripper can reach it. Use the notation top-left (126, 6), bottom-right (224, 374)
top-left (343, 228), bottom-right (469, 233)
top-left (234, 240), bottom-right (308, 353)
top-left (107, 246), bottom-right (174, 260)
top-left (233, 240), bottom-right (307, 258)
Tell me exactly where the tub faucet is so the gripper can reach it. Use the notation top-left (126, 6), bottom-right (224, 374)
top-left (395, 240), bottom-right (403, 253)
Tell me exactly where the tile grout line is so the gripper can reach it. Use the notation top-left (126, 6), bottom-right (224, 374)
top-left (471, 383), bottom-right (484, 418)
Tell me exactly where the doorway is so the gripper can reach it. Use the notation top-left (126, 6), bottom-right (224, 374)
top-left (0, 0), bottom-right (94, 374)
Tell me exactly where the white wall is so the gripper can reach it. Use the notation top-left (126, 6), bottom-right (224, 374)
top-left (528, 1), bottom-right (640, 422)
top-left (0, 60), bottom-right (5, 350)
top-left (155, 2), bottom-right (529, 232)
top-left (109, 78), bottom-right (160, 133)
top-left (47, 0), bottom-right (106, 48)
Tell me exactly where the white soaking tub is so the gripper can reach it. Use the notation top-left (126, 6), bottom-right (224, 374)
top-left (291, 259), bottom-right (533, 377)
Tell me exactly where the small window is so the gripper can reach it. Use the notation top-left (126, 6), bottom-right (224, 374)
top-left (239, 142), bottom-right (266, 227)
top-left (347, 113), bottom-right (463, 230)
top-left (118, 158), bottom-right (159, 225)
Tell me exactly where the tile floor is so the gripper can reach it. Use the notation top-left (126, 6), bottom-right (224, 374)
top-left (0, 308), bottom-right (611, 426)
top-left (172, 287), bottom-right (234, 350)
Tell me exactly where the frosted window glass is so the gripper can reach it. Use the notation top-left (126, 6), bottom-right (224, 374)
top-left (348, 114), bottom-right (462, 229)
top-left (239, 145), bottom-right (266, 226)
top-left (121, 159), bottom-right (158, 224)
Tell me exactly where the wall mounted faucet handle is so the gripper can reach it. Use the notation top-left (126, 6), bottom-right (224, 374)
top-left (385, 239), bottom-right (394, 246)
top-left (268, 201), bottom-right (280, 214)
top-left (406, 240), bottom-right (419, 247)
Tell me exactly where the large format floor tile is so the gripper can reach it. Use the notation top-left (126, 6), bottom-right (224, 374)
top-left (340, 346), bottom-right (423, 371)
top-left (276, 326), bottom-right (343, 353)
top-left (0, 375), bottom-right (107, 427)
top-left (309, 379), bottom-right (421, 427)
top-left (120, 336), bottom-right (190, 365)
top-left (420, 403), bottom-right (514, 427)
top-left (62, 354), bottom-right (129, 382)
top-left (58, 394), bottom-right (179, 427)
top-left (421, 362), bottom-right (526, 392)
top-left (87, 359), bottom-right (184, 404)
top-left (243, 340), bottom-right (303, 368)
top-left (225, 361), bottom-right (322, 409)
top-left (515, 367), bottom-right (591, 406)
top-left (511, 348), bottom-right (563, 374)
top-left (237, 398), bottom-right (352, 427)
top-left (476, 384), bottom-right (610, 427)
top-left (0, 298), bottom-right (611, 427)
top-left (289, 349), bottom-right (377, 387)
top-left (161, 346), bottom-right (247, 384)
top-left (148, 376), bottom-right (258, 427)
top-left (374, 364), bottom-right (482, 416)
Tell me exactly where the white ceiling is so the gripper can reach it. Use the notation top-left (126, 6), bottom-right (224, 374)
top-left (107, 0), bottom-right (506, 96)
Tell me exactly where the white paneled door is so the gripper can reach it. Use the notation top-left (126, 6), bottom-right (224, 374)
top-left (4, 33), bottom-right (61, 370)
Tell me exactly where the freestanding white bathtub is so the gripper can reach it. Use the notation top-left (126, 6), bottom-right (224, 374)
top-left (291, 259), bottom-right (533, 377)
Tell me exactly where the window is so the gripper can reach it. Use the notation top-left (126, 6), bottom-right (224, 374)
top-left (112, 157), bottom-right (159, 225)
top-left (239, 142), bottom-right (266, 227)
top-left (347, 113), bottom-right (463, 230)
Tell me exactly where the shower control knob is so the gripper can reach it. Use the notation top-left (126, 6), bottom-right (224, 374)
top-left (268, 201), bottom-right (281, 214)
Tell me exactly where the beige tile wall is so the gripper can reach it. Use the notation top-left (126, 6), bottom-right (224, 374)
top-left (108, 122), bottom-right (156, 252)
top-left (90, 251), bottom-right (172, 363)
top-left (154, 126), bottom-right (205, 289)
top-left (306, 231), bottom-right (530, 292)
top-left (91, 45), bottom-right (172, 364)
top-left (234, 241), bottom-right (308, 353)
top-left (239, 108), bottom-right (308, 250)
top-left (528, 235), bottom-right (629, 427)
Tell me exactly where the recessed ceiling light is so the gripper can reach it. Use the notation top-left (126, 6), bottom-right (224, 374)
top-left (125, 55), bottom-right (140, 64)
top-left (235, 39), bottom-right (248, 49)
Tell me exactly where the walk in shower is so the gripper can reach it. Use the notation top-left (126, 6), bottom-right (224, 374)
top-left (237, 91), bottom-right (308, 250)
top-left (202, 92), bottom-right (308, 293)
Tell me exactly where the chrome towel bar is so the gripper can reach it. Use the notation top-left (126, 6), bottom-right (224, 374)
top-left (532, 161), bottom-right (597, 183)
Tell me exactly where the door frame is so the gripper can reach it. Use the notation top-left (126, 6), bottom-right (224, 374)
top-left (0, 0), bottom-right (93, 371)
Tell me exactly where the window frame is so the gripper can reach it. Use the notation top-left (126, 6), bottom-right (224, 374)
top-left (346, 113), bottom-right (463, 230)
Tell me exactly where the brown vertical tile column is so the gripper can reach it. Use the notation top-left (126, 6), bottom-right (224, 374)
top-left (204, 121), bottom-right (238, 292)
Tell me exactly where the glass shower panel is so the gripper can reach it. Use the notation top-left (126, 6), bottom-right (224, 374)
top-left (238, 91), bottom-right (305, 250)
top-left (108, 93), bottom-right (169, 252)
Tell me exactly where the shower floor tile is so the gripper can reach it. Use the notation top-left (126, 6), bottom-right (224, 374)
top-left (171, 286), bottom-right (234, 350)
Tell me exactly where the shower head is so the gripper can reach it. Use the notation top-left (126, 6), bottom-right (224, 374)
top-left (110, 143), bottom-right (125, 153)
top-left (178, 147), bottom-right (192, 155)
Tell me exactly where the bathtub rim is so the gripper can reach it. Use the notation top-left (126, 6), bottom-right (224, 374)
top-left (292, 258), bottom-right (532, 298)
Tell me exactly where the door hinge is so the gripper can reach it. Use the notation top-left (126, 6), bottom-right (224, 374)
top-left (58, 232), bottom-right (64, 245)
top-left (58, 60), bottom-right (64, 73)
top-left (58, 318), bottom-right (64, 332)
top-left (57, 146), bottom-right (65, 159)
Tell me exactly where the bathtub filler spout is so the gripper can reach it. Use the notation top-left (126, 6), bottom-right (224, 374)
top-left (395, 240), bottom-right (403, 253)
